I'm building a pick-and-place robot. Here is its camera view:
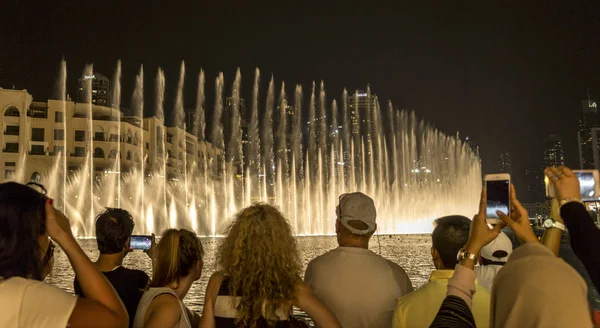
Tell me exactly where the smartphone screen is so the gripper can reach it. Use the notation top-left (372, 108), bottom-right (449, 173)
top-left (577, 171), bottom-right (596, 198)
top-left (130, 235), bottom-right (152, 250)
top-left (486, 180), bottom-right (510, 219)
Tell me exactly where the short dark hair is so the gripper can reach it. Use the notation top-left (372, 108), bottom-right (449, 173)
top-left (432, 215), bottom-right (471, 269)
top-left (0, 182), bottom-right (48, 280)
top-left (96, 208), bottom-right (134, 254)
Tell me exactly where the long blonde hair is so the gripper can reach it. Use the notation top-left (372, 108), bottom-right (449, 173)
top-left (150, 229), bottom-right (204, 288)
top-left (217, 204), bottom-right (302, 327)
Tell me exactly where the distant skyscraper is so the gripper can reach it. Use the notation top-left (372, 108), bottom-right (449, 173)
top-left (543, 134), bottom-right (565, 168)
top-left (185, 111), bottom-right (196, 134)
top-left (223, 97), bottom-right (247, 151)
top-left (496, 152), bottom-right (512, 174)
top-left (348, 87), bottom-right (378, 137)
top-left (525, 167), bottom-right (546, 203)
top-left (76, 72), bottom-right (111, 106)
top-left (578, 99), bottom-right (600, 169)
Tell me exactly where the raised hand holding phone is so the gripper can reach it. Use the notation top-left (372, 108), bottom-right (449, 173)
top-left (484, 173), bottom-right (510, 224)
top-left (465, 188), bottom-right (506, 253)
top-left (496, 184), bottom-right (538, 244)
top-left (545, 166), bottom-right (581, 202)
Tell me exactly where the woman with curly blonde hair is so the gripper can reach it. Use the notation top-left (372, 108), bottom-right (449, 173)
top-left (200, 204), bottom-right (341, 328)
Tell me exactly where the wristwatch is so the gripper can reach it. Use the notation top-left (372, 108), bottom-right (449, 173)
top-left (457, 248), bottom-right (477, 262)
top-left (543, 218), bottom-right (566, 231)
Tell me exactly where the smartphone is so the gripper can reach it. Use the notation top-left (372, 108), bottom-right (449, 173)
top-left (485, 174), bottom-right (511, 224)
top-left (545, 169), bottom-right (600, 200)
top-left (130, 235), bottom-right (152, 250)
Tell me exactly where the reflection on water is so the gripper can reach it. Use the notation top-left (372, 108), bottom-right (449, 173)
top-left (47, 235), bottom-right (435, 313)
top-left (47, 234), bottom-right (600, 317)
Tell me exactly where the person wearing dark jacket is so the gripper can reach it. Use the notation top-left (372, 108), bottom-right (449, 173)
top-left (545, 166), bottom-right (600, 292)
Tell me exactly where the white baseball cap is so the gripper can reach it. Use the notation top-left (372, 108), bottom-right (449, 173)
top-left (336, 192), bottom-right (377, 235)
top-left (481, 232), bottom-right (513, 262)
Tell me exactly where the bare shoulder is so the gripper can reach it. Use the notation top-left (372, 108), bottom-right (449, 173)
top-left (152, 293), bottom-right (180, 308)
top-left (145, 293), bottom-right (182, 327)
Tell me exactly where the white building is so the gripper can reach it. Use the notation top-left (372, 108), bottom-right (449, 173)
top-left (0, 88), bottom-right (222, 183)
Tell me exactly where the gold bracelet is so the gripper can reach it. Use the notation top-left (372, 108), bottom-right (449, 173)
top-left (559, 198), bottom-right (584, 208)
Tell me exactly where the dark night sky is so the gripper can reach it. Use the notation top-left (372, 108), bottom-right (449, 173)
top-left (1, 1), bottom-right (600, 188)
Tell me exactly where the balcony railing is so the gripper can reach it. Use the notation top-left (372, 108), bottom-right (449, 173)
top-left (28, 151), bottom-right (46, 155)
top-left (3, 148), bottom-right (18, 153)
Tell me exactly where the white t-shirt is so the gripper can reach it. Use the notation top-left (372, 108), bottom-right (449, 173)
top-left (474, 264), bottom-right (504, 291)
top-left (0, 276), bottom-right (77, 328)
top-left (304, 246), bottom-right (414, 328)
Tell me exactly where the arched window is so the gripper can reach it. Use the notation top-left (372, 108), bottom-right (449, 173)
top-left (93, 125), bottom-right (105, 141)
top-left (94, 147), bottom-right (105, 158)
top-left (178, 152), bottom-right (183, 160)
top-left (133, 132), bottom-right (140, 146)
top-left (127, 129), bottom-right (132, 144)
top-left (109, 149), bottom-right (118, 159)
top-left (4, 106), bottom-right (20, 117)
top-left (30, 172), bottom-right (41, 183)
top-left (127, 151), bottom-right (132, 161)
top-left (134, 152), bottom-right (140, 163)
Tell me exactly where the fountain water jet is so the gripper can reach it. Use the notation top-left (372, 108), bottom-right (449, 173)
top-left (15, 62), bottom-right (482, 237)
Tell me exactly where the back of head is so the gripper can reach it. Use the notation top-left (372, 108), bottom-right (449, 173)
top-left (336, 192), bottom-right (377, 241)
top-left (491, 243), bottom-right (592, 327)
top-left (150, 229), bottom-right (204, 288)
top-left (431, 215), bottom-right (471, 269)
top-left (95, 208), bottom-right (134, 254)
top-left (0, 182), bottom-right (47, 280)
top-left (218, 204), bottom-right (302, 328)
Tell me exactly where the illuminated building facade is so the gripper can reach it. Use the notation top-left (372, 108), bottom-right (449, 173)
top-left (578, 99), bottom-right (600, 169)
top-left (76, 72), bottom-right (111, 106)
top-left (543, 134), bottom-right (565, 168)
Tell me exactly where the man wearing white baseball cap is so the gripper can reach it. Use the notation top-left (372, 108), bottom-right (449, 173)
top-left (475, 231), bottom-right (513, 291)
top-left (304, 192), bottom-right (413, 328)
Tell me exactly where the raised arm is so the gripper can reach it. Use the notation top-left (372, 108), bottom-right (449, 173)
top-left (547, 166), bottom-right (600, 291)
top-left (560, 202), bottom-right (600, 290)
top-left (540, 197), bottom-right (563, 256)
top-left (45, 200), bottom-right (128, 328)
top-left (294, 281), bottom-right (342, 328)
top-left (199, 272), bottom-right (223, 328)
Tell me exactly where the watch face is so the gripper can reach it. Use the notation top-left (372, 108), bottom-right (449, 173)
top-left (543, 220), bottom-right (553, 228)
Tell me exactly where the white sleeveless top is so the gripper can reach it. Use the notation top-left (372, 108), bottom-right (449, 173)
top-left (133, 287), bottom-right (191, 328)
top-left (0, 276), bottom-right (77, 328)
